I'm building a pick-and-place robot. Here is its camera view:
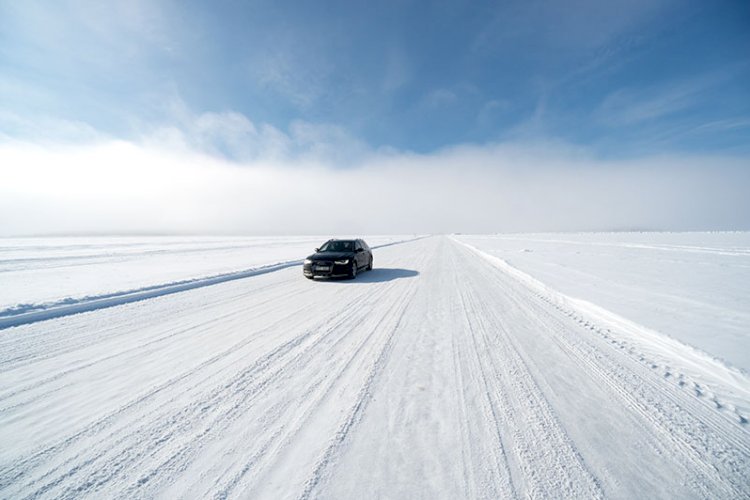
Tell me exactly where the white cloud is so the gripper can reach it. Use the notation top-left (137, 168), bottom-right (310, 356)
top-left (288, 120), bottom-right (371, 165)
top-left (1, 136), bottom-right (748, 236)
top-left (245, 25), bottom-right (342, 111)
top-left (137, 99), bottom-right (376, 166)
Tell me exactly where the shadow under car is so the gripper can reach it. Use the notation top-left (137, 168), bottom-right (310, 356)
top-left (311, 268), bottom-right (418, 283)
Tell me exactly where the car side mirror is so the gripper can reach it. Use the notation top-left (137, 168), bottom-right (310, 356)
top-left (356, 248), bottom-right (364, 253)
top-left (314, 248), bottom-right (319, 252)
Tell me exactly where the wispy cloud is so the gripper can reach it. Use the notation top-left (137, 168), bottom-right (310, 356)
top-left (382, 46), bottom-right (412, 92)
top-left (594, 71), bottom-right (736, 127)
top-left (1, 1), bottom-right (183, 72)
top-left (476, 99), bottom-right (510, 128)
top-left (689, 118), bottom-right (750, 134)
top-left (472, 0), bottom-right (673, 55)
top-left (249, 48), bottom-right (334, 109)
top-left (2, 0), bottom-right (747, 156)
top-left (597, 84), bottom-right (700, 126)
top-left (420, 89), bottom-right (458, 109)
top-left (0, 0), bottom-right (196, 144)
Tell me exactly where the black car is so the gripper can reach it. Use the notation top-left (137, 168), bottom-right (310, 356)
top-left (303, 239), bottom-right (373, 279)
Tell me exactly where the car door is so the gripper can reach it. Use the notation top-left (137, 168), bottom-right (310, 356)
top-left (362, 240), bottom-right (372, 264)
top-left (354, 240), bottom-right (365, 268)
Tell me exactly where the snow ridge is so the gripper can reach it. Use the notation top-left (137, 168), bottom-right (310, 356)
top-left (0, 236), bottom-right (425, 331)
top-left (452, 237), bottom-right (750, 424)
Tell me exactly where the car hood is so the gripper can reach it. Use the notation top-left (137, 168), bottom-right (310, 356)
top-left (307, 251), bottom-right (355, 261)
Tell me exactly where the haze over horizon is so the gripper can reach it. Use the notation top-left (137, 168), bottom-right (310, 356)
top-left (1, 0), bottom-right (749, 235)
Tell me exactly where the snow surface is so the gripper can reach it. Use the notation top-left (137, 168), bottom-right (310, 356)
top-left (0, 235), bottom-right (410, 316)
top-left (1, 235), bottom-right (748, 499)
top-left (454, 232), bottom-right (750, 372)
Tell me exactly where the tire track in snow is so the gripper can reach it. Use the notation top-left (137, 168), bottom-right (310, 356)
top-left (452, 238), bottom-right (750, 498)
top-left (2, 274), bottom-right (399, 499)
top-left (248, 249), bottom-right (432, 499)
top-left (450, 242), bottom-right (604, 499)
top-left (4, 239), bottom-right (430, 499)
top-left (454, 237), bottom-right (750, 424)
top-left (0, 261), bottom-right (302, 330)
top-left (446, 241), bottom-right (518, 498)
top-left (0, 237), bottom-right (426, 331)
top-left (297, 283), bottom-right (417, 500)
top-left (0, 278), bottom-right (310, 411)
top-left (475, 246), bottom-right (750, 484)
top-left (4, 236), bottom-right (747, 498)
top-left (317, 237), bottom-right (519, 498)
top-left (183, 280), bottom-right (417, 499)
top-left (0, 275), bottom-right (304, 370)
top-left (516, 296), bottom-right (750, 497)
top-left (117, 289), bottom-right (383, 499)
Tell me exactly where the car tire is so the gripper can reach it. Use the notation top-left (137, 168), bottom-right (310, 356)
top-left (349, 261), bottom-right (357, 279)
top-left (367, 257), bottom-right (373, 271)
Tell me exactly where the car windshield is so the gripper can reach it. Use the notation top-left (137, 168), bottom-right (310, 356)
top-left (319, 240), bottom-right (355, 252)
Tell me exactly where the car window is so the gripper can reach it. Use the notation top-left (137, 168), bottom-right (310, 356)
top-left (320, 240), bottom-right (354, 252)
top-left (355, 240), bottom-right (363, 251)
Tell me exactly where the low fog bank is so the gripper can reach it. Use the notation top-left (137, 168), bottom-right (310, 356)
top-left (1, 140), bottom-right (748, 236)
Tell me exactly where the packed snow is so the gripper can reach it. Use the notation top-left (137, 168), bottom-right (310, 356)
top-left (453, 232), bottom-right (750, 371)
top-left (0, 235), bottom-right (412, 317)
top-left (0, 234), bottom-right (748, 499)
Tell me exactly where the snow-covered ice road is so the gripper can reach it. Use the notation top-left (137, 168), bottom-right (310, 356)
top-left (1, 236), bottom-right (748, 499)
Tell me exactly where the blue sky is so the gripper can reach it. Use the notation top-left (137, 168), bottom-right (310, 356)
top-left (1, 0), bottom-right (749, 234)
top-left (3, 0), bottom-right (749, 156)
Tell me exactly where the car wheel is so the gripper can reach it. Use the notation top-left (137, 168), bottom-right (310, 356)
top-left (367, 257), bottom-right (373, 271)
top-left (349, 261), bottom-right (357, 279)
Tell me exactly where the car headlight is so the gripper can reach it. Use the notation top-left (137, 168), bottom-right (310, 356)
top-left (304, 259), bottom-right (312, 265)
top-left (334, 259), bottom-right (349, 265)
